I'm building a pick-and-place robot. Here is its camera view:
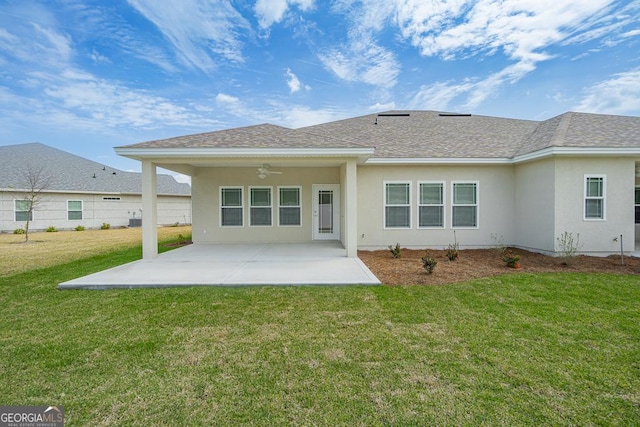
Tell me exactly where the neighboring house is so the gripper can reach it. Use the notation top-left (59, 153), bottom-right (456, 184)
top-left (0, 143), bottom-right (191, 232)
top-left (115, 111), bottom-right (640, 259)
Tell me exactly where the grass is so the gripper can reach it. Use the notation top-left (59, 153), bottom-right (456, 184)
top-left (0, 234), bottom-right (638, 425)
top-left (0, 226), bottom-right (192, 277)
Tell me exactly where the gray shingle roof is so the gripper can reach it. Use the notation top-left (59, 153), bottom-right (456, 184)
top-left (120, 110), bottom-right (640, 160)
top-left (0, 143), bottom-right (190, 195)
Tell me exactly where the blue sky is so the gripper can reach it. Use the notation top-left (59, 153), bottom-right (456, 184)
top-left (1, 0), bottom-right (639, 180)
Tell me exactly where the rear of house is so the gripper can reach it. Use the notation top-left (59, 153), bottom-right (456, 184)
top-left (115, 110), bottom-right (640, 258)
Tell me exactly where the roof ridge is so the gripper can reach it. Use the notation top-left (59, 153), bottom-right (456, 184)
top-left (548, 112), bottom-right (574, 147)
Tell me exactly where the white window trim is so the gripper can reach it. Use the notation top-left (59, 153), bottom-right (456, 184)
top-left (249, 186), bottom-right (273, 227)
top-left (418, 181), bottom-right (446, 229)
top-left (451, 181), bottom-right (479, 229)
top-left (219, 186), bottom-right (244, 228)
top-left (277, 186), bottom-right (302, 227)
top-left (14, 199), bottom-right (32, 222)
top-left (383, 181), bottom-right (412, 229)
top-left (584, 175), bottom-right (606, 221)
top-left (635, 186), bottom-right (640, 225)
top-left (67, 200), bottom-right (83, 221)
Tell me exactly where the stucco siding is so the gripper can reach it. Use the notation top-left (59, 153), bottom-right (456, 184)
top-left (553, 157), bottom-right (635, 254)
top-left (0, 192), bottom-right (191, 232)
top-left (513, 158), bottom-right (556, 253)
top-left (356, 165), bottom-right (515, 250)
top-left (191, 166), bottom-right (340, 243)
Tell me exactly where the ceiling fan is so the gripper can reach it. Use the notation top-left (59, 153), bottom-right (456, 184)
top-left (257, 164), bottom-right (283, 179)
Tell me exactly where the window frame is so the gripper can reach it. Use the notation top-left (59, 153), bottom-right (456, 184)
top-left (584, 175), bottom-right (606, 221)
top-left (451, 181), bottom-right (479, 229)
top-left (219, 186), bottom-right (244, 227)
top-left (418, 181), bottom-right (446, 229)
top-left (635, 186), bottom-right (640, 225)
top-left (277, 186), bottom-right (302, 227)
top-left (67, 200), bottom-right (83, 221)
top-left (14, 199), bottom-right (33, 222)
top-left (249, 186), bottom-right (273, 227)
top-left (384, 181), bottom-right (412, 229)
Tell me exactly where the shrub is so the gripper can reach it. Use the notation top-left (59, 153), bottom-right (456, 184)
top-left (172, 222), bottom-right (180, 227)
top-left (446, 243), bottom-right (459, 261)
top-left (101, 223), bottom-right (111, 230)
top-left (556, 232), bottom-right (582, 264)
top-left (388, 243), bottom-right (402, 259)
top-left (13, 228), bottom-right (25, 234)
top-left (502, 250), bottom-right (521, 268)
top-left (74, 225), bottom-right (85, 231)
top-left (46, 226), bottom-right (58, 232)
top-left (422, 256), bottom-right (438, 274)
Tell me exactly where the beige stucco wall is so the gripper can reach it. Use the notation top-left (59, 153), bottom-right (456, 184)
top-left (513, 158), bottom-right (556, 253)
top-left (355, 164), bottom-right (516, 250)
top-left (553, 157), bottom-right (635, 254)
top-left (191, 166), bottom-right (340, 243)
top-left (0, 192), bottom-right (191, 232)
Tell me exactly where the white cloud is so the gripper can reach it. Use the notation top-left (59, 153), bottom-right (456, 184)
top-left (126, 0), bottom-right (251, 73)
top-left (285, 68), bottom-right (310, 93)
top-left (89, 49), bottom-right (110, 64)
top-left (255, 0), bottom-right (314, 29)
top-left (575, 69), bottom-right (640, 115)
top-left (318, 32), bottom-right (400, 88)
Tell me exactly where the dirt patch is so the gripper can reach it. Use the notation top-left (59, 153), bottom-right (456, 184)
top-left (358, 248), bottom-right (640, 285)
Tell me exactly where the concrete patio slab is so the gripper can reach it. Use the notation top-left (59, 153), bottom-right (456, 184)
top-left (58, 242), bottom-right (381, 289)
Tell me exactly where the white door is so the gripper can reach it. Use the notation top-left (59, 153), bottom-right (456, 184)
top-left (312, 184), bottom-right (340, 240)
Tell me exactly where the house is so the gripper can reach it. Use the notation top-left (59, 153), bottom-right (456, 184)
top-left (0, 143), bottom-right (191, 232)
top-left (114, 111), bottom-right (640, 260)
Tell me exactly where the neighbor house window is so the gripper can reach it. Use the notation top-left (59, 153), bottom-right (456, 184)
top-left (419, 182), bottom-right (445, 228)
top-left (15, 199), bottom-right (32, 222)
top-left (250, 187), bottom-right (272, 226)
top-left (635, 187), bottom-right (640, 224)
top-left (67, 200), bottom-right (83, 220)
top-left (584, 175), bottom-right (605, 220)
top-left (278, 187), bottom-right (301, 226)
top-left (220, 187), bottom-right (243, 227)
top-left (385, 182), bottom-right (411, 228)
top-left (452, 182), bottom-right (478, 228)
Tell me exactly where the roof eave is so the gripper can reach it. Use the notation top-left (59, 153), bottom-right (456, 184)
top-left (115, 147), bottom-right (375, 164)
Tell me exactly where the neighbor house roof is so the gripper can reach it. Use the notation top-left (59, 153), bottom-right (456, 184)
top-left (0, 143), bottom-right (190, 195)
top-left (117, 110), bottom-right (640, 162)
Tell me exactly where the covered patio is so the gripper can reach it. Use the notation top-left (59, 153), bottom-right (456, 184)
top-left (58, 242), bottom-right (380, 289)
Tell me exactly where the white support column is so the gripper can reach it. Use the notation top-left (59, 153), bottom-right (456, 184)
top-left (344, 159), bottom-right (358, 258)
top-left (142, 160), bottom-right (158, 259)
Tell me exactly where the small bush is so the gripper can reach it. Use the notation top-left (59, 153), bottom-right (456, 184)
top-left (13, 228), bottom-right (25, 234)
top-left (74, 225), bottom-right (85, 231)
top-left (556, 232), bottom-right (582, 263)
top-left (446, 243), bottom-right (459, 261)
top-left (46, 226), bottom-right (58, 232)
top-left (172, 222), bottom-right (180, 227)
top-left (101, 223), bottom-right (111, 230)
top-left (422, 256), bottom-right (438, 274)
top-left (502, 250), bottom-right (521, 268)
top-left (388, 243), bottom-right (402, 259)
top-left (177, 234), bottom-right (188, 244)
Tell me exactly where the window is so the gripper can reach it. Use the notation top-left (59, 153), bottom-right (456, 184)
top-left (15, 199), bottom-right (32, 222)
top-left (635, 187), bottom-right (640, 224)
top-left (584, 175), bottom-right (605, 220)
top-left (419, 182), bottom-right (445, 228)
top-left (220, 187), bottom-right (243, 227)
top-left (385, 182), bottom-right (411, 228)
top-left (68, 200), bottom-right (83, 220)
top-left (278, 187), bottom-right (301, 226)
top-left (250, 187), bottom-right (272, 226)
top-left (452, 182), bottom-right (478, 228)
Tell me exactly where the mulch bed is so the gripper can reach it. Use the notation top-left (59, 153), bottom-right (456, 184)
top-left (358, 248), bottom-right (640, 285)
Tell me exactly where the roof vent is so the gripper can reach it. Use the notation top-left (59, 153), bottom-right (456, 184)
top-left (439, 113), bottom-right (471, 117)
top-left (377, 113), bottom-right (410, 117)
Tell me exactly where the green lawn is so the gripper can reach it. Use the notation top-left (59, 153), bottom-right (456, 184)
top-left (0, 238), bottom-right (638, 426)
